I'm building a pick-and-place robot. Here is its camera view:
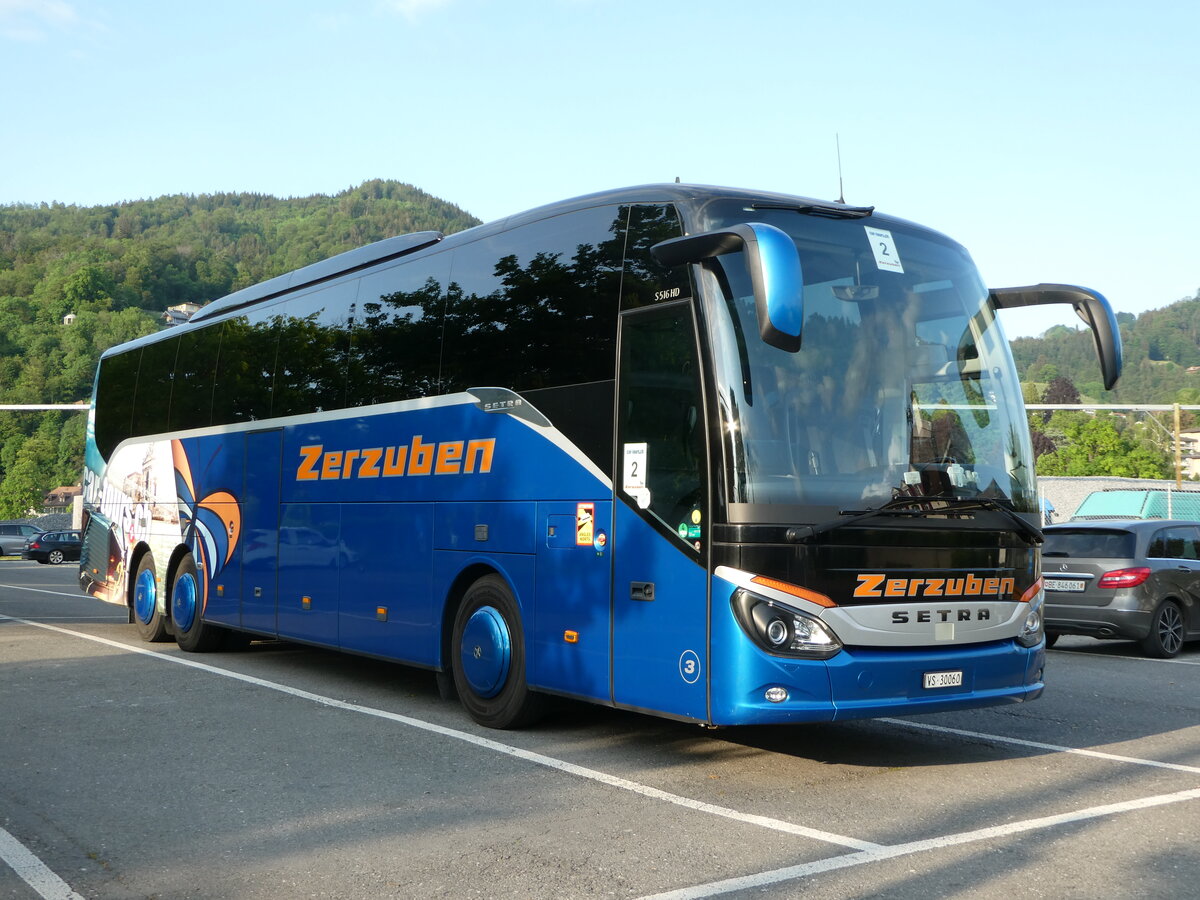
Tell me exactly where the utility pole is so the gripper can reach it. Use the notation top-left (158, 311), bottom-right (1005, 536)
top-left (1176, 403), bottom-right (1183, 489)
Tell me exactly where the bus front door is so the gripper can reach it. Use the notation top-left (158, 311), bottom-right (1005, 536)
top-left (612, 304), bottom-right (710, 722)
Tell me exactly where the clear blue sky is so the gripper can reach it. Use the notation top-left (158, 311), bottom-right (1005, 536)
top-left (1, 0), bottom-right (1195, 337)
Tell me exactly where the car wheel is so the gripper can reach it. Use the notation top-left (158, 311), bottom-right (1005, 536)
top-left (1045, 633), bottom-right (1059, 648)
top-left (1140, 600), bottom-right (1185, 659)
top-left (132, 553), bottom-right (170, 642)
top-left (171, 554), bottom-right (226, 652)
top-left (47, 549), bottom-right (64, 565)
top-left (451, 575), bottom-right (542, 729)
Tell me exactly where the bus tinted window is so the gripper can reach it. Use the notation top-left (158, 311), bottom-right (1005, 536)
top-left (273, 280), bottom-right (356, 417)
top-left (168, 324), bottom-right (221, 432)
top-left (620, 204), bottom-right (690, 309)
top-left (348, 253), bottom-right (448, 406)
top-left (440, 205), bottom-right (624, 393)
top-left (94, 348), bottom-right (141, 458)
top-left (134, 337), bottom-right (179, 438)
top-left (212, 310), bottom-right (280, 424)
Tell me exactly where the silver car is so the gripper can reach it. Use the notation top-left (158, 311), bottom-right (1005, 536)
top-left (0, 522), bottom-right (41, 556)
top-left (1042, 519), bottom-right (1200, 658)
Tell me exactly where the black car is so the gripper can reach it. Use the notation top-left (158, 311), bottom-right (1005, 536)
top-left (22, 530), bottom-right (82, 565)
top-left (1042, 519), bottom-right (1200, 658)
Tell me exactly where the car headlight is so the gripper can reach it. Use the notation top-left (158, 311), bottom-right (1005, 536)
top-left (1017, 594), bottom-right (1044, 648)
top-left (732, 589), bottom-right (842, 659)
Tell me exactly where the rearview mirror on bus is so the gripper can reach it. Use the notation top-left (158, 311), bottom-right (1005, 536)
top-left (989, 283), bottom-right (1123, 390)
top-left (651, 222), bottom-right (804, 352)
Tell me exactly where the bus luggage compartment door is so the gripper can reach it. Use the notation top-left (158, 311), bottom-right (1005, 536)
top-left (531, 500), bottom-right (612, 702)
top-left (241, 429), bottom-right (282, 635)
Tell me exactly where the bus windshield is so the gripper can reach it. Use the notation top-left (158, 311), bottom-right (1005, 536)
top-left (700, 207), bottom-right (1037, 524)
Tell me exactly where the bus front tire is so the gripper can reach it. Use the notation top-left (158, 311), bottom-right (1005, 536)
top-left (171, 554), bottom-right (225, 652)
top-left (132, 553), bottom-right (170, 643)
top-left (451, 575), bottom-right (541, 729)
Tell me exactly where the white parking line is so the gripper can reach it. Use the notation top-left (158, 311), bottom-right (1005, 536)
top-left (0, 586), bottom-right (87, 599)
top-left (1052, 647), bottom-right (1200, 666)
top-left (2, 616), bottom-right (126, 621)
top-left (879, 718), bottom-right (1200, 775)
top-left (636, 785), bottom-right (1200, 899)
top-left (0, 615), bottom-right (879, 852)
top-left (0, 826), bottom-right (84, 900)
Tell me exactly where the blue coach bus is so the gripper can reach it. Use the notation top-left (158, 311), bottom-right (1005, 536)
top-left (79, 184), bottom-right (1122, 728)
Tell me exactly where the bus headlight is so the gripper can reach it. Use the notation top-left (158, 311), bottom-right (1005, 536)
top-left (732, 590), bottom-right (842, 659)
top-left (1017, 596), bottom-right (1044, 648)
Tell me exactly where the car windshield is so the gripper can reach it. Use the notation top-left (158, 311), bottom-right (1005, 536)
top-left (698, 203), bottom-right (1037, 524)
top-left (1042, 529), bottom-right (1135, 559)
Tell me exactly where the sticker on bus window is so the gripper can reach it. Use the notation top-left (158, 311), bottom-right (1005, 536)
top-left (623, 443), bottom-right (652, 508)
top-left (865, 226), bottom-right (904, 274)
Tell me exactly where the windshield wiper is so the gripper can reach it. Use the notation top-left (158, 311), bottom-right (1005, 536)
top-left (787, 497), bottom-right (1043, 546)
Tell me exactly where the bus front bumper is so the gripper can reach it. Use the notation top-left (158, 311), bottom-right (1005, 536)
top-left (711, 639), bottom-right (1045, 726)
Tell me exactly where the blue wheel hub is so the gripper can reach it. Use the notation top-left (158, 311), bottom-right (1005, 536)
top-left (172, 571), bottom-right (199, 633)
top-left (459, 606), bottom-right (511, 699)
top-left (134, 568), bottom-right (157, 625)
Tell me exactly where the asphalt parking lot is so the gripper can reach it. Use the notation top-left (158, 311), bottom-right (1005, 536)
top-left (1, 561), bottom-right (1197, 899)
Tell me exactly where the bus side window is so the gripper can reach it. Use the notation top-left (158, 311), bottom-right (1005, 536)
top-left (94, 348), bottom-right (142, 459)
top-left (439, 205), bottom-right (624, 394)
top-left (349, 254), bottom-right (449, 405)
top-left (168, 324), bottom-right (221, 432)
top-left (273, 280), bottom-right (356, 417)
top-left (212, 310), bottom-right (279, 424)
top-left (133, 336), bottom-right (179, 439)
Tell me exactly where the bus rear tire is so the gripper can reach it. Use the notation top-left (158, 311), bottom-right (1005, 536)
top-left (451, 575), bottom-right (541, 729)
top-left (132, 553), bottom-right (170, 643)
top-left (171, 554), bottom-right (226, 652)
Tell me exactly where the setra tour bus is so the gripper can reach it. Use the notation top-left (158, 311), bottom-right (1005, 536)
top-left (79, 184), bottom-right (1122, 728)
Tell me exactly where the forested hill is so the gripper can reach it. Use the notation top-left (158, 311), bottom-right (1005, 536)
top-left (0, 179), bottom-right (479, 319)
top-left (0, 180), bottom-right (480, 515)
top-left (1010, 294), bottom-right (1200, 404)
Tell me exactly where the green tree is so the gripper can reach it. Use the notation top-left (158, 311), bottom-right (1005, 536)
top-left (1036, 413), bottom-right (1170, 477)
top-left (62, 263), bottom-right (116, 314)
top-left (0, 434), bottom-right (55, 517)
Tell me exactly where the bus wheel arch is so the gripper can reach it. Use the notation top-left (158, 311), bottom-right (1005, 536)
top-left (447, 569), bottom-right (542, 729)
top-left (129, 545), bottom-right (170, 643)
top-left (437, 565), bottom-right (494, 701)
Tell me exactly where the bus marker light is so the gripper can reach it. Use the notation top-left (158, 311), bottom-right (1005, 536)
top-left (750, 576), bottom-right (836, 608)
top-left (765, 687), bottom-right (788, 703)
top-left (302, 596), bottom-right (312, 610)
top-left (564, 630), bottom-right (579, 643)
top-left (377, 607), bottom-right (388, 621)
top-left (1018, 577), bottom-right (1043, 603)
